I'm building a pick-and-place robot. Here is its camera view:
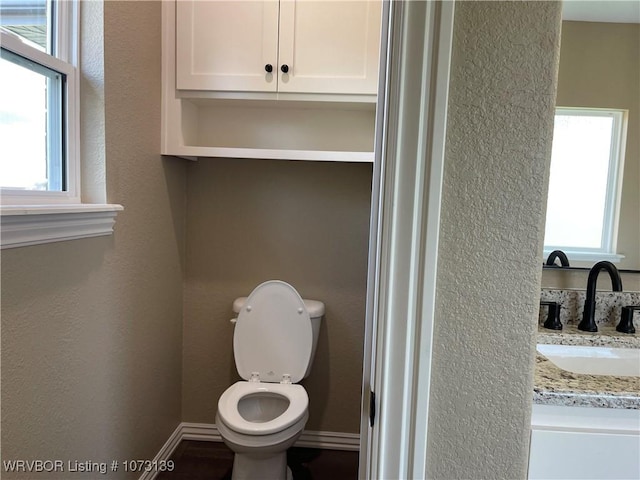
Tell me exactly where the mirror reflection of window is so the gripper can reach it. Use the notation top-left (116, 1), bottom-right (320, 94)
top-left (545, 13), bottom-right (639, 269)
top-left (544, 108), bottom-right (626, 257)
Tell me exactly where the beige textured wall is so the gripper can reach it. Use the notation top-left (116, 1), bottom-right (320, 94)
top-left (1, 2), bottom-right (185, 478)
top-left (427, 2), bottom-right (561, 478)
top-left (182, 159), bottom-right (371, 432)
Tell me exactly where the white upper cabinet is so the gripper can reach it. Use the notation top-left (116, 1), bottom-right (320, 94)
top-left (163, 0), bottom-right (381, 159)
top-left (176, 0), bottom-right (382, 95)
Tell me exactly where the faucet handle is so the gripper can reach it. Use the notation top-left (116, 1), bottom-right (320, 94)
top-left (617, 306), bottom-right (638, 334)
top-left (540, 301), bottom-right (562, 330)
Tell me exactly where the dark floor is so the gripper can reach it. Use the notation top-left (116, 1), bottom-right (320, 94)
top-left (156, 440), bottom-right (359, 480)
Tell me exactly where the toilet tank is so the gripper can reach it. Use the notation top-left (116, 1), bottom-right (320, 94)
top-left (232, 296), bottom-right (324, 379)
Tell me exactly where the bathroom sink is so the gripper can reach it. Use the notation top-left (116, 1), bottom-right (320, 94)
top-left (537, 344), bottom-right (640, 377)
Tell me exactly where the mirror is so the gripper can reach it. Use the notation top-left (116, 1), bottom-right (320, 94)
top-left (545, 1), bottom-right (639, 271)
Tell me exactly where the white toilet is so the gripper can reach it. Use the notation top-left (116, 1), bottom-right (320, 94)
top-left (215, 280), bottom-right (325, 480)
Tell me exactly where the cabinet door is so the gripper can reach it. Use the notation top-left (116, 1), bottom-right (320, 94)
top-left (176, 0), bottom-right (279, 91)
top-left (529, 429), bottom-right (640, 479)
top-left (278, 0), bottom-right (382, 95)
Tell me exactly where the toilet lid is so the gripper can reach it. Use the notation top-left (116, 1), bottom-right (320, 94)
top-left (234, 280), bottom-right (312, 384)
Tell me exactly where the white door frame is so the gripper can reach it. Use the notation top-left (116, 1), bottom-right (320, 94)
top-left (359, 1), bottom-right (455, 478)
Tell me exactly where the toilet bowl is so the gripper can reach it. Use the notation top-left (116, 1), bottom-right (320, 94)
top-left (216, 280), bottom-right (324, 480)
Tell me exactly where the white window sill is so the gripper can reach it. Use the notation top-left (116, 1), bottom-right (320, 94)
top-left (543, 249), bottom-right (625, 268)
top-left (0, 204), bottom-right (123, 249)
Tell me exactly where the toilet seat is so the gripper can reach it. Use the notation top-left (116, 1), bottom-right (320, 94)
top-left (234, 280), bottom-right (312, 384)
top-left (218, 381), bottom-right (308, 435)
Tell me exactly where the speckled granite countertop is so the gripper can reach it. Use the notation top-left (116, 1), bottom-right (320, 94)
top-left (535, 327), bottom-right (640, 409)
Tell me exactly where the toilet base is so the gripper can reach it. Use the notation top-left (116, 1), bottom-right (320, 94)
top-left (215, 408), bottom-right (308, 480)
top-left (231, 451), bottom-right (290, 480)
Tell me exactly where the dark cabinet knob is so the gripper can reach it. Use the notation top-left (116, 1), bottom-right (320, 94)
top-left (265, 64), bottom-right (273, 73)
top-left (280, 64), bottom-right (289, 74)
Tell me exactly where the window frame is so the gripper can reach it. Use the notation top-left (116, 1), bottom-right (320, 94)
top-left (543, 107), bottom-right (627, 263)
top-left (0, 0), bottom-right (79, 204)
top-left (0, 1), bottom-right (122, 250)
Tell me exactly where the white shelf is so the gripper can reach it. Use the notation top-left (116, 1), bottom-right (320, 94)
top-left (162, 96), bottom-right (376, 161)
top-left (163, 147), bottom-right (374, 163)
top-left (177, 90), bottom-right (377, 105)
top-left (162, 95), bottom-right (376, 161)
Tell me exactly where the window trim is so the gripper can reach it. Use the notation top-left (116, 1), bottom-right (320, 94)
top-left (0, 1), bottom-right (122, 249)
top-left (543, 107), bottom-right (627, 264)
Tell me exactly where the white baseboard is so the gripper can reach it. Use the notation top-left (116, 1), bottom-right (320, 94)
top-left (142, 422), bottom-right (360, 480)
top-left (181, 422), bottom-right (360, 451)
top-left (181, 422), bottom-right (222, 442)
top-left (295, 430), bottom-right (360, 451)
top-left (138, 424), bottom-right (183, 480)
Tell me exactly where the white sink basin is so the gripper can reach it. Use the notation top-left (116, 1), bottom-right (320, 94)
top-left (537, 344), bottom-right (640, 377)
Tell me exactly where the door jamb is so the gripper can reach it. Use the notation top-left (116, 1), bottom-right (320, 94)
top-left (359, 1), bottom-right (456, 478)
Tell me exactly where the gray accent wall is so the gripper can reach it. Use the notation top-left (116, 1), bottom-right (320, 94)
top-left (182, 159), bottom-right (371, 432)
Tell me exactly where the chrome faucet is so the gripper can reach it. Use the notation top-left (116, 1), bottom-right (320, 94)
top-left (578, 261), bottom-right (623, 333)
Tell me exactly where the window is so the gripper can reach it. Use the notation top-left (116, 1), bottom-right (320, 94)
top-left (543, 107), bottom-right (627, 262)
top-left (0, 0), bottom-right (79, 204)
top-left (0, 1), bottom-right (122, 249)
